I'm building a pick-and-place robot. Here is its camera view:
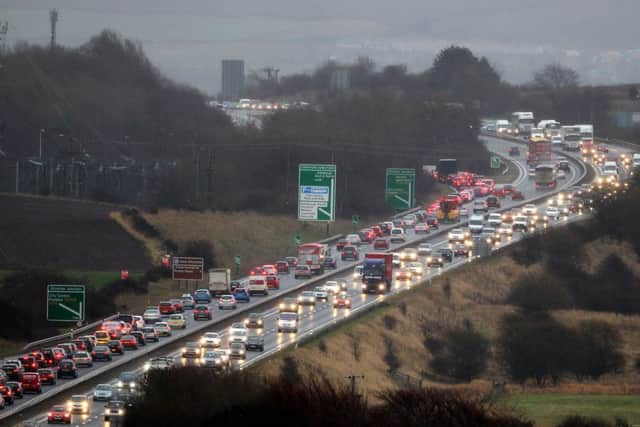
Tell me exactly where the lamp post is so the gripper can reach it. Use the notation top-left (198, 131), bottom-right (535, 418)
top-left (39, 128), bottom-right (45, 159)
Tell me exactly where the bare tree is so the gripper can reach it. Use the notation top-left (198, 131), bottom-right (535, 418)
top-left (533, 63), bottom-right (579, 90)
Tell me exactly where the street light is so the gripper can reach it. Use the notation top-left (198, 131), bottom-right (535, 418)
top-left (39, 128), bottom-right (45, 159)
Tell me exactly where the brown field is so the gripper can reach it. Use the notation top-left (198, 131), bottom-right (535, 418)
top-left (258, 238), bottom-right (640, 409)
top-left (0, 194), bottom-right (150, 271)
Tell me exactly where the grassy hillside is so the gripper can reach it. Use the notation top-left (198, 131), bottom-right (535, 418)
top-left (0, 194), bottom-right (150, 271)
top-left (257, 236), bottom-right (640, 425)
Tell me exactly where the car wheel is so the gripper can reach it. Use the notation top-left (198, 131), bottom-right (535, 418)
top-left (277, 328), bottom-right (282, 333)
top-left (37, 388), bottom-right (42, 394)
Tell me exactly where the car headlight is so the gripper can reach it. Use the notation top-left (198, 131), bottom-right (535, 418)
top-left (143, 363), bottom-right (150, 371)
top-left (379, 284), bottom-right (385, 290)
top-left (181, 348), bottom-right (186, 353)
top-left (117, 381), bottom-right (123, 387)
top-left (118, 409), bottom-right (124, 415)
top-left (130, 382), bottom-right (136, 388)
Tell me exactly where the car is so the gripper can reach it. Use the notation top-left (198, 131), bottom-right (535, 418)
top-left (279, 297), bottom-right (299, 313)
top-left (498, 223), bottom-right (514, 237)
top-left (75, 337), bottom-right (94, 352)
top-left (486, 195), bottom-right (501, 208)
top-left (117, 335), bottom-right (138, 351)
top-left (36, 368), bottom-right (56, 385)
top-left (298, 291), bottom-right (316, 305)
top-left (407, 262), bottom-right (424, 276)
top-left (182, 342), bottom-right (201, 358)
top-left (453, 244), bottom-right (470, 257)
top-left (345, 234), bottom-right (362, 246)
top-left (200, 332), bottom-right (222, 348)
top-left (143, 357), bottom-right (174, 372)
top-left (142, 307), bottom-right (161, 324)
top-left (501, 211), bottom-right (514, 223)
top-left (277, 312), bottom-right (299, 333)
top-left (19, 355), bottom-right (38, 372)
top-left (6, 382), bottom-right (23, 399)
top-left (266, 275), bottom-right (280, 289)
top-left (21, 372), bottom-right (42, 393)
top-left (47, 404), bottom-right (71, 424)
top-left (392, 253), bottom-right (401, 268)
top-left (417, 243), bottom-right (432, 256)
top-left (141, 326), bottom-right (159, 343)
top-left (448, 228), bottom-right (468, 243)
top-left (323, 256), bottom-right (338, 269)
top-left (414, 222), bottom-right (429, 234)
top-left (400, 248), bottom-right (418, 261)
top-left (104, 400), bottom-right (126, 423)
top-left (193, 289), bottom-right (212, 304)
top-left (557, 169), bottom-right (566, 180)
top-left (116, 371), bottom-right (138, 392)
top-left (353, 265), bottom-right (363, 279)
top-left (93, 384), bottom-right (114, 401)
top-left (57, 360), bottom-right (78, 379)
top-left (230, 280), bottom-right (243, 292)
top-left (248, 277), bottom-right (269, 295)
top-left (294, 265), bottom-right (312, 279)
top-left (91, 345), bottom-right (112, 361)
top-left (167, 314), bottom-right (187, 330)
top-left (324, 281), bottom-right (341, 294)
top-left (181, 294), bottom-right (196, 310)
top-left (275, 260), bottom-right (290, 273)
top-left (509, 146), bottom-right (520, 156)
top-left (336, 239), bottom-right (349, 251)
top-left (72, 351), bottom-right (94, 367)
top-left (229, 342), bottom-right (246, 360)
top-left (262, 264), bottom-right (278, 276)
top-left (193, 304), bottom-right (212, 320)
top-left (130, 331), bottom-right (146, 346)
top-left (0, 383), bottom-right (13, 405)
top-left (116, 314), bottom-right (137, 332)
top-left (373, 238), bottom-right (390, 249)
top-left (107, 340), bottom-right (125, 355)
top-left (67, 394), bottom-right (90, 415)
top-left (426, 216), bottom-right (439, 229)
top-left (522, 204), bottom-right (537, 215)
top-left (512, 216), bottom-right (529, 232)
top-left (333, 291), bottom-right (352, 308)
top-left (230, 322), bottom-right (247, 334)
top-left (286, 256), bottom-right (299, 267)
top-left (244, 313), bottom-right (264, 329)
top-left (28, 351), bottom-right (46, 368)
top-left (395, 268), bottom-right (413, 281)
top-left (313, 286), bottom-right (329, 301)
top-left (511, 190), bottom-right (525, 200)
top-left (545, 206), bottom-right (561, 220)
top-left (201, 350), bottom-right (226, 369)
top-left (41, 348), bottom-right (61, 367)
top-left (2, 363), bottom-right (23, 381)
top-left (341, 245), bottom-right (359, 261)
top-left (246, 335), bottom-right (265, 352)
top-left (218, 294), bottom-right (237, 310)
top-left (229, 329), bottom-right (248, 344)
top-left (487, 213), bottom-right (502, 227)
top-left (158, 301), bottom-right (175, 315)
top-left (249, 265), bottom-right (265, 276)
top-left (473, 200), bottom-right (488, 214)
top-left (389, 227), bottom-right (406, 243)
top-left (528, 167), bottom-right (536, 177)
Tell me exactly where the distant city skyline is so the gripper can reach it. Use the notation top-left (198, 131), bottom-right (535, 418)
top-left (2, 1), bottom-right (640, 94)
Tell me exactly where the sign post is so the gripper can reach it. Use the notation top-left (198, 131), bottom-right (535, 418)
top-left (234, 255), bottom-right (241, 277)
top-left (298, 164), bottom-right (336, 222)
top-left (385, 168), bottom-right (416, 210)
top-left (294, 234), bottom-right (302, 245)
top-left (47, 284), bottom-right (85, 322)
top-left (172, 257), bottom-right (204, 281)
top-left (491, 156), bottom-right (502, 169)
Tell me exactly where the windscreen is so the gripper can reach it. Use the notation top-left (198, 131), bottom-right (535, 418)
top-left (363, 262), bottom-right (385, 277)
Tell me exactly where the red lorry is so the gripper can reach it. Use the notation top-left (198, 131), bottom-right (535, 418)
top-left (361, 253), bottom-right (393, 294)
top-left (527, 139), bottom-right (552, 166)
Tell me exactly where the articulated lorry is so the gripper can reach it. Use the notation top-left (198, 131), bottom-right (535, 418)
top-left (361, 253), bottom-right (393, 294)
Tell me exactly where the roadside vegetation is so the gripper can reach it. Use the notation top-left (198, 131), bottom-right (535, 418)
top-left (256, 177), bottom-right (640, 425)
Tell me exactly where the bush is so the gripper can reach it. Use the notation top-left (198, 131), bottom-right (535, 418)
top-left (507, 272), bottom-right (573, 312)
top-left (317, 339), bottom-right (327, 353)
top-left (383, 337), bottom-right (401, 373)
top-left (183, 240), bottom-right (217, 269)
top-left (429, 328), bottom-right (490, 382)
top-left (383, 315), bottom-right (397, 330)
top-left (570, 320), bottom-right (625, 380)
top-left (556, 415), bottom-right (617, 427)
top-left (510, 233), bottom-right (544, 266)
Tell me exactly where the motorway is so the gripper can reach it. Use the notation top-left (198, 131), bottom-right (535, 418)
top-left (3, 134), bottom-right (600, 427)
top-left (0, 137), bottom-right (592, 425)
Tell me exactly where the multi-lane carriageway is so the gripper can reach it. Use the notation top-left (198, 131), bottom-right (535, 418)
top-left (7, 135), bottom-right (629, 427)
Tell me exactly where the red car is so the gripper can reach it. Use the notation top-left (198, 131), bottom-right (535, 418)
top-left (275, 260), bottom-right (289, 273)
top-left (285, 257), bottom-right (298, 267)
top-left (19, 355), bottom-right (38, 372)
top-left (597, 144), bottom-right (609, 153)
top-left (37, 368), bottom-right (56, 385)
top-left (335, 239), bottom-right (348, 251)
top-left (492, 187), bottom-right (507, 198)
top-left (249, 266), bottom-right (264, 276)
top-left (414, 223), bottom-right (429, 234)
top-left (28, 351), bottom-right (46, 368)
top-left (370, 225), bottom-right (383, 237)
top-left (511, 191), bottom-right (525, 200)
top-left (332, 292), bottom-right (352, 309)
top-left (262, 265), bottom-right (278, 276)
top-left (170, 299), bottom-right (184, 313)
top-left (266, 275), bottom-right (280, 289)
top-left (21, 372), bottom-right (42, 394)
top-left (158, 301), bottom-right (175, 315)
top-left (373, 238), bottom-right (389, 250)
top-left (120, 335), bottom-right (138, 350)
top-left (47, 404), bottom-right (71, 424)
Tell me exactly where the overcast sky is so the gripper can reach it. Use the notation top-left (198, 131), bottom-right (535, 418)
top-left (3, 0), bottom-right (640, 93)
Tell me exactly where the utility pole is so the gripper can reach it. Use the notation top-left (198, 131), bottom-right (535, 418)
top-left (39, 129), bottom-right (45, 159)
top-left (14, 160), bottom-right (19, 193)
top-left (49, 9), bottom-right (58, 50)
top-left (345, 374), bottom-right (364, 398)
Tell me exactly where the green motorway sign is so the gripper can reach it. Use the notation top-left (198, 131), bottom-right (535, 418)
top-left (234, 255), bottom-right (241, 266)
top-left (352, 214), bottom-right (360, 225)
top-left (385, 168), bottom-right (416, 209)
top-left (47, 284), bottom-right (85, 322)
top-left (491, 156), bottom-right (502, 169)
top-left (294, 234), bottom-right (302, 245)
top-left (298, 164), bottom-right (336, 222)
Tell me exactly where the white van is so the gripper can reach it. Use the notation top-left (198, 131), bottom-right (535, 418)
top-left (632, 153), bottom-right (640, 169)
top-left (469, 214), bottom-right (485, 234)
top-left (248, 277), bottom-right (268, 296)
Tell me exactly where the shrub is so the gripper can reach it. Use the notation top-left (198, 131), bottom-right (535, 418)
top-left (510, 233), bottom-right (543, 266)
top-left (429, 328), bottom-right (490, 382)
top-left (398, 301), bottom-right (407, 316)
top-left (556, 415), bottom-right (615, 427)
top-left (507, 272), bottom-right (573, 312)
top-left (317, 339), bottom-right (327, 353)
top-left (383, 336), bottom-right (401, 373)
top-left (570, 320), bottom-right (625, 380)
top-left (383, 315), bottom-right (397, 330)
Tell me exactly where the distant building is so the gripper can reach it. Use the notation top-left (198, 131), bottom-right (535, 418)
top-left (221, 60), bottom-right (245, 100)
top-left (330, 67), bottom-right (351, 91)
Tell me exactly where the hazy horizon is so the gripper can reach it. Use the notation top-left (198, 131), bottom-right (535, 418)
top-left (3, 0), bottom-right (640, 94)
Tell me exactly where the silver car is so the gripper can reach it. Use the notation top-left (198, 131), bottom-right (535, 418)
top-left (92, 384), bottom-right (113, 401)
top-left (201, 350), bottom-right (225, 369)
top-left (298, 291), bottom-right (316, 305)
top-left (229, 342), bottom-right (246, 360)
top-left (154, 322), bottom-right (171, 337)
top-left (218, 294), bottom-right (237, 310)
top-left (313, 286), bottom-right (328, 301)
top-left (199, 332), bottom-right (222, 348)
top-left (73, 351), bottom-right (93, 368)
